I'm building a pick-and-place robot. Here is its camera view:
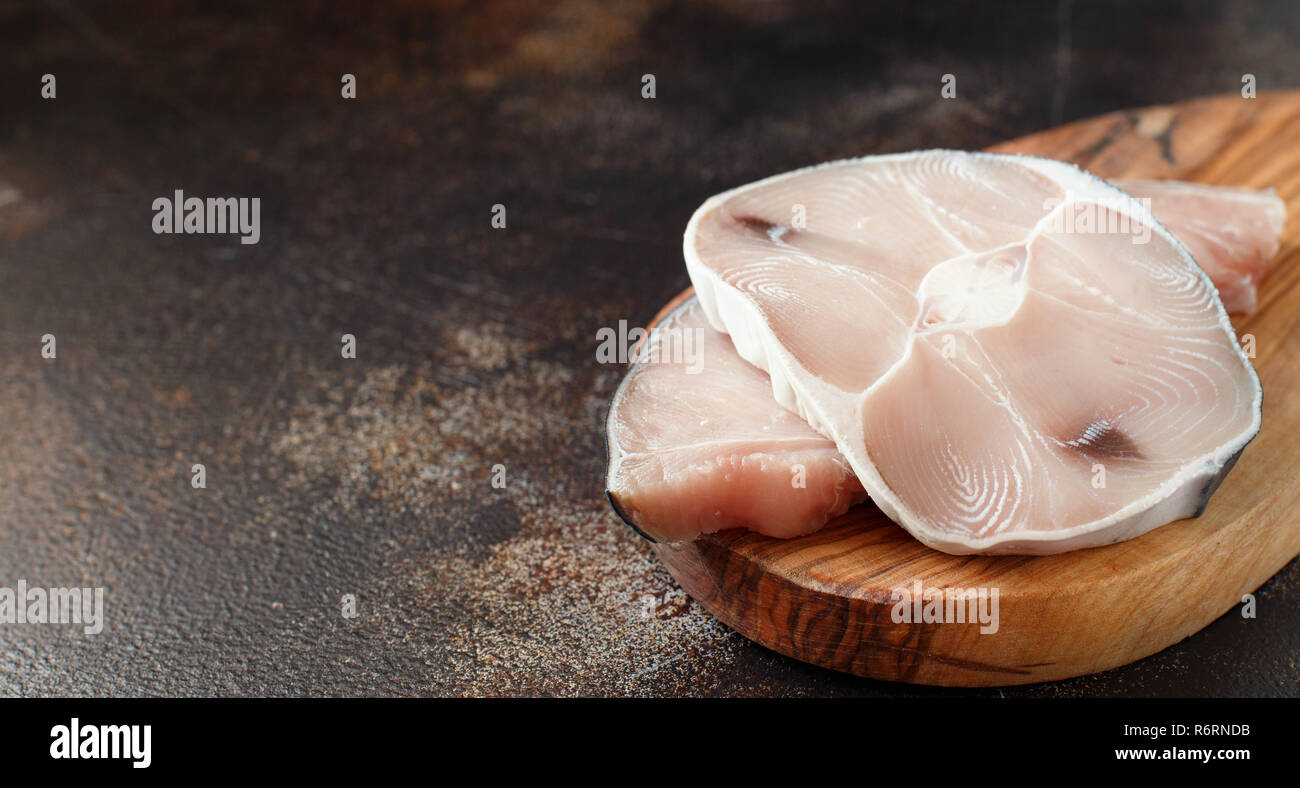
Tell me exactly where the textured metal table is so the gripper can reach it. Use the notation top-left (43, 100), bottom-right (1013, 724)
top-left (0, 0), bottom-right (1296, 696)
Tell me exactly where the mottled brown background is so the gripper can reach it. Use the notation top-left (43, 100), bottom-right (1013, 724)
top-left (0, 0), bottom-right (1296, 696)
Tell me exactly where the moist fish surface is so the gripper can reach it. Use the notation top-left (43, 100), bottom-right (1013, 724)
top-left (605, 296), bottom-right (865, 542)
top-left (606, 177), bottom-right (1283, 545)
top-left (682, 151), bottom-right (1262, 555)
top-left (1115, 179), bottom-right (1285, 314)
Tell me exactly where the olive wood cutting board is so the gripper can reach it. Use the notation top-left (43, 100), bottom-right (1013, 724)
top-left (647, 91), bottom-right (1300, 686)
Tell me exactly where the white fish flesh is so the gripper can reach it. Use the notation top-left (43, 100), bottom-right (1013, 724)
top-left (605, 296), bottom-right (865, 542)
top-left (606, 177), bottom-right (1283, 546)
top-left (681, 151), bottom-right (1262, 554)
top-left (1115, 179), bottom-right (1285, 314)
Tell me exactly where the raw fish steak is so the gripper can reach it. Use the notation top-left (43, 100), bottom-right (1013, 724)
top-left (606, 178), bottom-right (1283, 545)
top-left (682, 151), bottom-right (1262, 554)
top-left (605, 296), bottom-right (865, 542)
top-left (1115, 179), bottom-right (1285, 314)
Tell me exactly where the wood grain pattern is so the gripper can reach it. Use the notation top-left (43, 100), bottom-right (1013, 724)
top-left (650, 91), bottom-right (1300, 686)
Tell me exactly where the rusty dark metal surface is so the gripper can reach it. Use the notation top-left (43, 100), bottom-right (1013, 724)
top-left (0, 0), bottom-right (1296, 697)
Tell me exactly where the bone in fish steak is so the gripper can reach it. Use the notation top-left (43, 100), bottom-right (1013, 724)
top-left (605, 178), bottom-right (1283, 545)
top-left (682, 151), bottom-right (1262, 554)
